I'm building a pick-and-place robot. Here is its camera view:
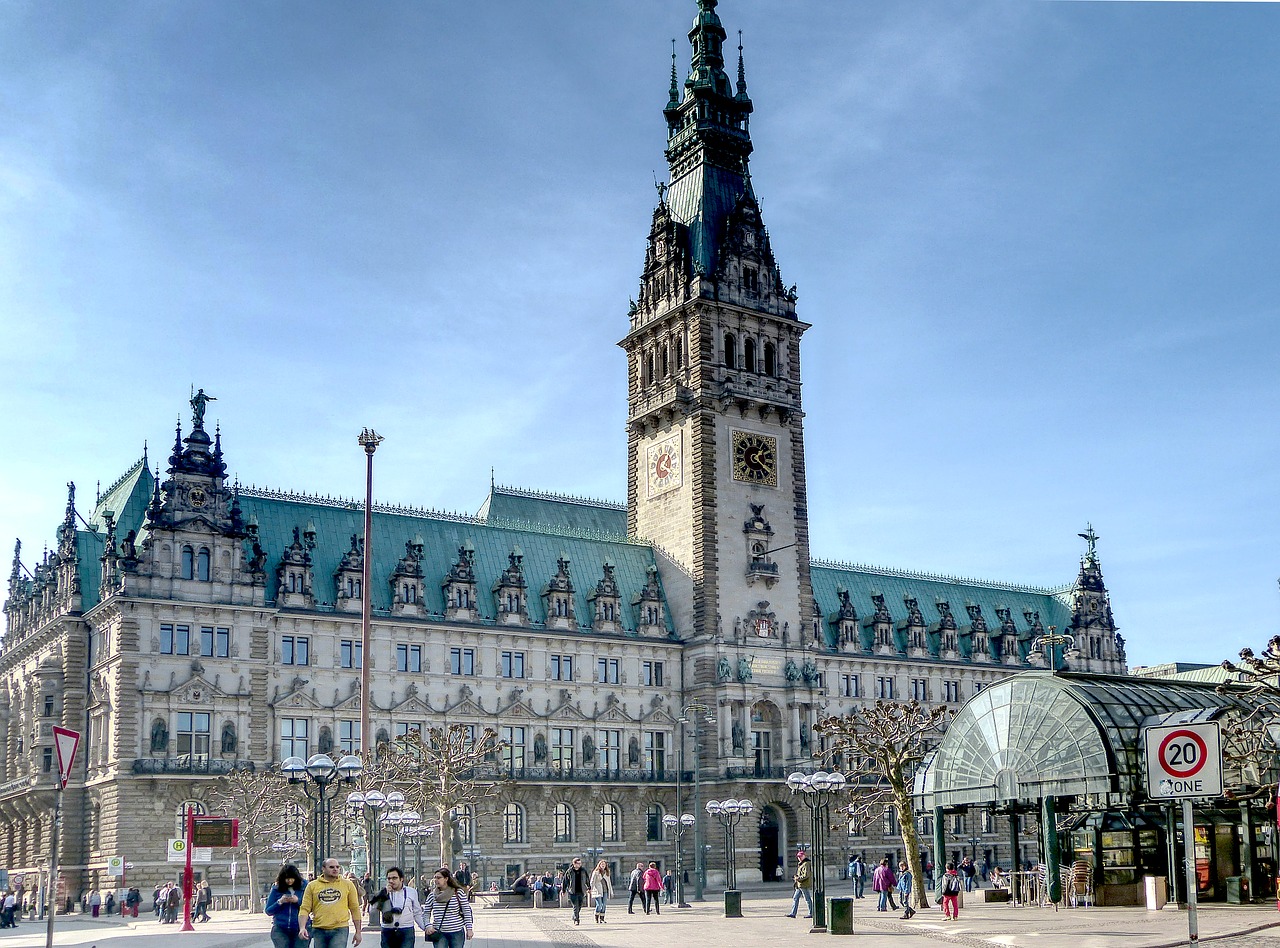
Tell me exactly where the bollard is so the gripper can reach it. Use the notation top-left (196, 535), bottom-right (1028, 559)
top-left (828, 896), bottom-right (855, 935)
top-left (724, 889), bottom-right (742, 917)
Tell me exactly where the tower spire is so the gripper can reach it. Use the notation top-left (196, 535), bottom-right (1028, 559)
top-left (736, 30), bottom-right (747, 97)
top-left (668, 39), bottom-right (679, 110)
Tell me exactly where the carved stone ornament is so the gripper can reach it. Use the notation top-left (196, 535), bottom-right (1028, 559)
top-left (717, 657), bottom-right (732, 681)
top-left (150, 717), bottom-right (169, 753)
top-left (221, 721), bottom-right (237, 753)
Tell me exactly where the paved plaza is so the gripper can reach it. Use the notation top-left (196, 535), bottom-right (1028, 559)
top-left (1, 887), bottom-right (1277, 948)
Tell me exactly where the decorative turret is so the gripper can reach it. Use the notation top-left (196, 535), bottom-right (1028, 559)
top-left (830, 586), bottom-right (858, 650)
top-left (633, 564), bottom-right (667, 637)
top-left (389, 536), bottom-right (426, 616)
top-left (333, 534), bottom-right (365, 612)
top-left (443, 542), bottom-right (480, 621)
top-left (541, 555), bottom-right (576, 631)
top-left (493, 547), bottom-right (528, 625)
top-left (276, 526), bottom-right (315, 608)
top-left (1067, 524), bottom-right (1123, 671)
top-left (588, 561), bottom-right (623, 633)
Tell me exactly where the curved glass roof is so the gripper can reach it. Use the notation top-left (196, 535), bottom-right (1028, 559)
top-left (918, 671), bottom-right (1254, 808)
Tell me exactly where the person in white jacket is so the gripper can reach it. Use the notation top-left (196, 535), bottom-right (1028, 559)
top-left (370, 867), bottom-right (424, 948)
top-left (590, 860), bottom-right (614, 924)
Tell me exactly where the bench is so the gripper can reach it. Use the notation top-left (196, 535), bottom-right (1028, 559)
top-left (496, 891), bottom-right (531, 905)
top-left (983, 889), bottom-right (1012, 903)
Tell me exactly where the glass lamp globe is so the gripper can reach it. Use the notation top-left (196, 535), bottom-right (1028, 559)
top-left (680, 814), bottom-right (696, 826)
top-left (706, 801), bottom-right (723, 815)
top-left (827, 772), bottom-right (847, 792)
top-left (365, 790), bottom-right (387, 809)
top-left (738, 799), bottom-right (754, 815)
top-left (387, 790), bottom-right (406, 809)
top-left (786, 772), bottom-right (808, 792)
top-left (662, 815), bottom-right (677, 827)
top-left (336, 754), bottom-right (363, 781)
top-left (305, 753), bottom-right (338, 781)
top-left (281, 756), bottom-right (306, 780)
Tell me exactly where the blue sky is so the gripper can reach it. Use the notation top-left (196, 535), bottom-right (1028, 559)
top-left (1, 1), bottom-right (1277, 668)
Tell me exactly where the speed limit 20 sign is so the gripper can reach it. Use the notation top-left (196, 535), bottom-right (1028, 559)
top-left (1143, 721), bottom-right (1222, 799)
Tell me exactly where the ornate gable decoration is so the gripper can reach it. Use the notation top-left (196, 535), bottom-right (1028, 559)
top-left (493, 546), bottom-right (529, 625)
top-left (443, 541), bottom-right (480, 618)
top-left (541, 555), bottom-right (576, 630)
top-left (632, 565), bottom-right (667, 637)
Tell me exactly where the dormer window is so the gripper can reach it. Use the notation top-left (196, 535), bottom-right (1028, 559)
top-left (181, 546), bottom-right (194, 580)
top-left (743, 266), bottom-right (759, 294)
top-left (197, 548), bottom-right (210, 582)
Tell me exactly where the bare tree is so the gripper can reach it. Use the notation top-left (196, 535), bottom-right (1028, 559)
top-left (815, 700), bottom-right (949, 910)
top-left (212, 765), bottom-right (298, 905)
top-left (1220, 635), bottom-right (1280, 803)
top-left (382, 725), bottom-right (504, 869)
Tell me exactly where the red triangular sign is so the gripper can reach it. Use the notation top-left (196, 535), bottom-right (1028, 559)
top-left (53, 726), bottom-right (80, 790)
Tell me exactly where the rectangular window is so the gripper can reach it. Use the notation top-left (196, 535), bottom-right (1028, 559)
top-left (198, 627), bottom-right (230, 658)
top-left (551, 655), bottom-right (574, 681)
top-left (950, 813), bottom-right (965, 835)
top-left (281, 718), bottom-right (309, 760)
top-left (43, 695), bottom-right (55, 716)
top-left (397, 644), bottom-right (422, 673)
top-left (282, 635), bottom-right (309, 666)
top-left (598, 729), bottom-right (620, 771)
top-left (43, 747), bottom-right (53, 773)
top-left (840, 674), bottom-right (860, 698)
top-left (501, 726), bottom-right (525, 772)
top-left (551, 727), bottom-right (574, 773)
top-left (500, 651), bottom-right (525, 679)
top-left (884, 806), bottom-right (900, 836)
top-left (597, 658), bottom-right (620, 684)
top-left (981, 809), bottom-right (995, 834)
top-left (160, 624), bottom-right (190, 655)
top-left (395, 722), bottom-right (423, 739)
top-left (450, 647), bottom-right (475, 676)
top-left (644, 732), bottom-right (666, 775)
top-left (340, 640), bottom-right (363, 669)
top-left (752, 730), bottom-right (771, 774)
top-left (339, 721), bottom-right (361, 755)
top-left (973, 681), bottom-right (985, 695)
top-left (876, 676), bottom-right (896, 700)
top-left (911, 678), bottom-right (929, 702)
top-left (943, 680), bottom-right (961, 703)
top-left (642, 660), bottom-right (665, 687)
top-left (176, 711), bottom-right (211, 760)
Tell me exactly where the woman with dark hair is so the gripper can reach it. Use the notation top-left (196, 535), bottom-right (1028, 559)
top-left (265, 864), bottom-right (307, 948)
top-left (422, 867), bottom-right (474, 946)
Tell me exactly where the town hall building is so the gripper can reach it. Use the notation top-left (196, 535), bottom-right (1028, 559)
top-left (1, 0), bottom-right (1125, 899)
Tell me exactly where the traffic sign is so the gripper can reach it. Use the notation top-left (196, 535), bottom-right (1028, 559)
top-left (1144, 721), bottom-right (1222, 799)
top-left (52, 726), bottom-right (80, 790)
top-left (106, 855), bottom-right (125, 877)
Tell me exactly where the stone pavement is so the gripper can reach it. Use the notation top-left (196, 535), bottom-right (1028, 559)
top-left (1, 889), bottom-right (1277, 948)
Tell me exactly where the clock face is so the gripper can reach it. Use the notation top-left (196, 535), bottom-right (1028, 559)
top-left (188, 487), bottom-right (208, 508)
top-left (646, 435), bottom-right (683, 497)
top-left (731, 430), bottom-right (778, 487)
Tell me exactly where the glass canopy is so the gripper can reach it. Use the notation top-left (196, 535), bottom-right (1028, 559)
top-left (917, 671), bottom-right (1253, 808)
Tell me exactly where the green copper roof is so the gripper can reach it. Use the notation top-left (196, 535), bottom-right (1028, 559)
top-left (77, 529), bottom-right (105, 610)
top-left (240, 491), bottom-right (663, 629)
top-left (477, 485), bottom-right (628, 537)
top-left (88, 457), bottom-right (153, 534)
top-left (811, 560), bottom-right (1073, 661)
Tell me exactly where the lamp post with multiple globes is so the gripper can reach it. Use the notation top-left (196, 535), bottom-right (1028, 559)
top-left (705, 798), bottom-right (753, 917)
top-left (786, 770), bottom-right (847, 934)
top-left (661, 812), bottom-right (697, 907)
top-left (281, 753), bottom-right (363, 874)
top-left (347, 788), bottom-right (388, 880)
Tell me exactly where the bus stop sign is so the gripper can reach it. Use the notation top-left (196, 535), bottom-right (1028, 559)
top-left (1144, 721), bottom-right (1222, 799)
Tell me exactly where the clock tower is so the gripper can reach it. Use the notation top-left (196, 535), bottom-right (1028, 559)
top-left (622, 0), bottom-right (814, 652)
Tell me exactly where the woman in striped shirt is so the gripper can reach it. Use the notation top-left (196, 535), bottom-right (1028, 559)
top-left (422, 868), bottom-right (474, 946)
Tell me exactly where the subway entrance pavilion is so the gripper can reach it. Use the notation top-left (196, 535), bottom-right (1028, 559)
top-left (4, 0), bottom-right (1149, 902)
top-left (917, 671), bottom-right (1276, 905)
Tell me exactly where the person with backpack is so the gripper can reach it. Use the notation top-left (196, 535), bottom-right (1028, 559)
top-left (848, 854), bottom-right (865, 899)
top-left (940, 862), bottom-right (962, 920)
top-left (786, 851), bottom-right (813, 919)
top-left (626, 863), bottom-right (644, 914)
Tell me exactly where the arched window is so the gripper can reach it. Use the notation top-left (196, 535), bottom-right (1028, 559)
top-left (455, 805), bottom-right (475, 845)
top-left (181, 546), bottom-right (194, 580)
top-left (503, 802), bottom-right (526, 843)
top-left (723, 333), bottom-right (737, 369)
top-left (763, 342), bottom-right (777, 377)
top-left (174, 800), bottom-right (207, 840)
top-left (554, 802), bottom-right (575, 843)
top-left (661, 344), bottom-right (670, 377)
top-left (600, 803), bottom-right (621, 843)
top-left (644, 353), bottom-right (654, 386)
top-left (646, 803), bottom-right (665, 842)
top-left (744, 337), bottom-right (756, 373)
top-left (674, 335), bottom-right (684, 370)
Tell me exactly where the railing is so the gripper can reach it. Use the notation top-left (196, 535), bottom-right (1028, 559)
top-left (724, 765), bottom-right (791, 781)
top-left (478, 766), bottom-right (689, 784)
top-left (0, 776), bottom-right (35, 798)
top-left (131, 758), bottom-right (257, 776)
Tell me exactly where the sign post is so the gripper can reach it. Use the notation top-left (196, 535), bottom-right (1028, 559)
top-left (46, 726), bottom-right (79, 948)
top-left (1144, 721), bottom-right (1223, 947)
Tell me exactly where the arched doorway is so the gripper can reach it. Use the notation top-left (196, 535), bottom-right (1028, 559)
top-left (759, 804), bottom-right (787, 882)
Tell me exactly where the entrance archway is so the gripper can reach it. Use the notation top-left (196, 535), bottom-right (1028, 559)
top-left (759, 804), bottom-right (786, 882)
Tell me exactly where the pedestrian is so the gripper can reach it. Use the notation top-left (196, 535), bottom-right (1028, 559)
top-left (626, 862), bottom-right (644, 914)
top-left (454, 862), bottom-right (473, 900)
top-left (849, 854), bottom-right (865, 899)
top-left (662, 869), bottom-right (675, 904)
top-left (265, 864), bottom-right (308, 948)
top-left (590, 859), bottom-right (613, 924)
top-left (563, 857), bottom-right (590, 926)
top-left (371, 866), bottom-right (424, 948)
top-left (89, 888), bottom-right (102, 918)
top-left (940, 862), bottom-right (962, 920)
top-left (786, 850), bottom-right (813, 919)
top-left (1, 889), bottom-right (15, 928)
top-left (195, 881), bottom-right (212, 922)
top-left (642, 862), bottom-right (663, 915)
top-left (422, 867), bottom-right (473, 948)
top-left (897, 861), bottom-right (915, 919)
top-left (164, 885), bottom-right (181, 924)
top-left (298, 857), bottom-right (364, 948)
top-left (961, 856), bottom-right (977, 893)
top-left (872, 857), bottom-right (898, 912)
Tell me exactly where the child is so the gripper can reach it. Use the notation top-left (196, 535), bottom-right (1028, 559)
top-left (940, 862), bottom-right (962, 920)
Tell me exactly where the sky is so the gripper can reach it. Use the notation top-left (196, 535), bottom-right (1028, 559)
top-left (1, 0), bottom-right (1277, 669)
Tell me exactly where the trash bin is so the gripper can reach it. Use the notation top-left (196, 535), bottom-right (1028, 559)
top-left (1143, 876), bottom-right (1167, 911)
top-left (828, 897), bottom-right (854, 935)
top-left (724, 889), bottom-right (742, 917)
top-left (1225, 876), bottom-right (1248, 904)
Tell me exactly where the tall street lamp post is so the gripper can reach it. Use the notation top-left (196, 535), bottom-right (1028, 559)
top-left (1032, 626), bottom-right (1076, 672)
top-left (283, 753), bottom-right (363, 874)
top-left (677, 703), bottom-right (715, 901)
top-left (662, 812), bottom-right (696, 907)
top-left (706, 799), bottom-right (753, 917)
top-left (787, 770), bottom-right (848, 934)
top-left (348, 789), bottom-right (388, 881)
top-left (357, 428), bottom-right (383, 755)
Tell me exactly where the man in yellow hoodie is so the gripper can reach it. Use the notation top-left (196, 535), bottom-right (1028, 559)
top-left (299, 858), bottom-right (363, 947)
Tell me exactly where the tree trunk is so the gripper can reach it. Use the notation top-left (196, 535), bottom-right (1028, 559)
top-left (892, 782), bottom-right (930, 909)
